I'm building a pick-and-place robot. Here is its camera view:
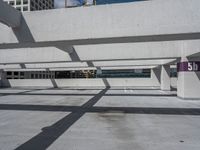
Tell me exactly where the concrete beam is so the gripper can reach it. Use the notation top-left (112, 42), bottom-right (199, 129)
top-left (0, 0), bottom-right (200, 45)
top-left (1, 39), bottom-right (199, 64)
top-left (0, 40), bottom-right (193, 64)
top-left (3, 66), bottom-right (157, 72)
top-left (0, 59), bottom-right (176, 70)
top-left (0, 0), bottom-right (21, 28)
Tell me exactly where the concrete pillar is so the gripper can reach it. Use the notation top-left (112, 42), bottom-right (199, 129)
top-left (0, 69), bottom-right (6, 87)
top-left (0, 69), bottom-right (3, 87)
top-left (161, 65), bottom-right (171, 91)
top-left (177, 57), bottom-right (200, 99)
top-left (151, 66), bottom-right (161, 87)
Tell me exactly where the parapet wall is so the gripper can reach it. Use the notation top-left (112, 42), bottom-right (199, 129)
top-left (0, 78), bottom-right (177, 88)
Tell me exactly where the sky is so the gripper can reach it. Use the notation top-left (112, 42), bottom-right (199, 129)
top-left (54, 0), bottom-right (65, 8)
top-left (54, 0), bottom-right (142, 8)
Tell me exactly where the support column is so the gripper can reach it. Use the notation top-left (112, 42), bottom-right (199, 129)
top-left (0, 69), bottom-right (5, 87)
top-left (177, 57), bottom-right (200, 99)
top-left (0, 69), bottom-right (2, 87)
top-left (0, 70), bottom-right (10, 87)
top-left (161, 65), bottom-right (171, 91)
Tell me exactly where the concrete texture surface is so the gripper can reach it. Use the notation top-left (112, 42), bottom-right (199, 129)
top-left (0, 87), bottom-right (200, 150)
top-left (1, 0), bottom-right (200, 44)
top-left (1, 78), bottom-right (162, 87)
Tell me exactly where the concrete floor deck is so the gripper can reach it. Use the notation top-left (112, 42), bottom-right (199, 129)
top-left (0, 87), bottom-right (200, 150)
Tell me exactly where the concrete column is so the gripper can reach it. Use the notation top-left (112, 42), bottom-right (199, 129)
top-left (151, 66), bottom-right (161, 87)
top-left (177, 57), bottom-right (200, 99)
top-left (0, 69), bottom-right (3, 87)
top-left (0, 69), bottom-right (7, 87)
top-left (161, 65), bottom-right (171, 91)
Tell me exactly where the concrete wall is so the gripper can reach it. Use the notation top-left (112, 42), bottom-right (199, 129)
top-left (171, 77), bottom-right (177, 88)
top-left (177, 71), bottom-right (200, 99)
top-left (1, 78), bottom-right (161, 88)
top-left (1, 0), bottom-right (200, 44)
top-left (0, 77), bottom-right (177, 88)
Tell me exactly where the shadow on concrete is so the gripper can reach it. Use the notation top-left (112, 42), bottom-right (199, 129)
top-left (170, 86), bottom-right (177, 91)
top-left (0, 78), bottom-right (11, 88)
top-left (195, 72), bottom-right (200, 81)
top-left (0, 104), bottom-right (199, 116)
top-left (87, 61), bottom-right (95, 67)
top-left (19, 63), bottom-right (26, 69)
top-left (0, 92), bottom-right (177, 97)
top-left (56, 46), bottom-right (81, 62)
top-left (102, 78), bottom-right (110, 88)
top-left (0, 70), bottom-right (11, 88)
top-left (46, 69), bottom-right (58, 88)
top-left (12, 16), bottom-right (35, 43)
top-left (14, 87), bottom-right (109, 150)
top-left (152, 66), bottom-right (161, 84)
top-left (2, 32), bottom-right (200, 49)
top-left (0, 87), bottom-right (163, 91)
top-left (0, 87), bottom-right (54, 97)
top-left (105, 93), bottom-right (177, 97)
top-left (50, 78), bottom-right (58, 88)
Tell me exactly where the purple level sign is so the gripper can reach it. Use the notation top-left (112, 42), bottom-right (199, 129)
top-left (177, 61), bottom-right (200, 72)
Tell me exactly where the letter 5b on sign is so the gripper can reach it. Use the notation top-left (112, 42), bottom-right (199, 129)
top-left (177, 61), bottom-right (200, 72)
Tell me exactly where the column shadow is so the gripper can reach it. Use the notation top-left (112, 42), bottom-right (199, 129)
top-left (12, 16), bottom-right (35, 43)
top-left (15, 87), bottom-right (109, 150)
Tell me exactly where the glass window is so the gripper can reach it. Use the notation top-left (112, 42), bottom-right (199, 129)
top-left (14, 72), bottom-right (18, 76)
top-left (16, 7), bottom-right (21, 11)
top-left (9, 1), bottom-right (14, 5)
top-left (7, 72), bottom-right (12, 75)
top-left (20, 72), bottom-right (24, 76)
top-left (23, 0), bottom-right (28, 4)
top-left (23, 6), bottom-right (28, 11)
top-left (16, 0), bottom-right (21, 5)
top-left (170, 68), bottom-right (177, 77)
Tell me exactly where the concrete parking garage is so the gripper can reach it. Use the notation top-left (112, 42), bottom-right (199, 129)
top-left (0, 87), bottom-right (200, 150)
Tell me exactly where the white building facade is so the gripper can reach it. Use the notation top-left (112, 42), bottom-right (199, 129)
top-left (3, 0), bottom-right (54, 12)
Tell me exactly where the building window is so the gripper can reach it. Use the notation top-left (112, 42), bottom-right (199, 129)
top-left (23, 0), bottom-right (28, 4)
top-left (9, 1), bottom-right (14, 5)
top-left (20, 72), bottom-right (24, 76)
top-left (23, 6), bottom-right (28, 11)
top-left (170, 68), bottom-right (177, 77)
top-left (16, 0), bottom-right (21, 5)
top-left (14, 72), bottom-right (19, 76)
top-left (7, 72), bottom-right (12, 75)
top-left (16, 7), bottom-right (21, 11)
